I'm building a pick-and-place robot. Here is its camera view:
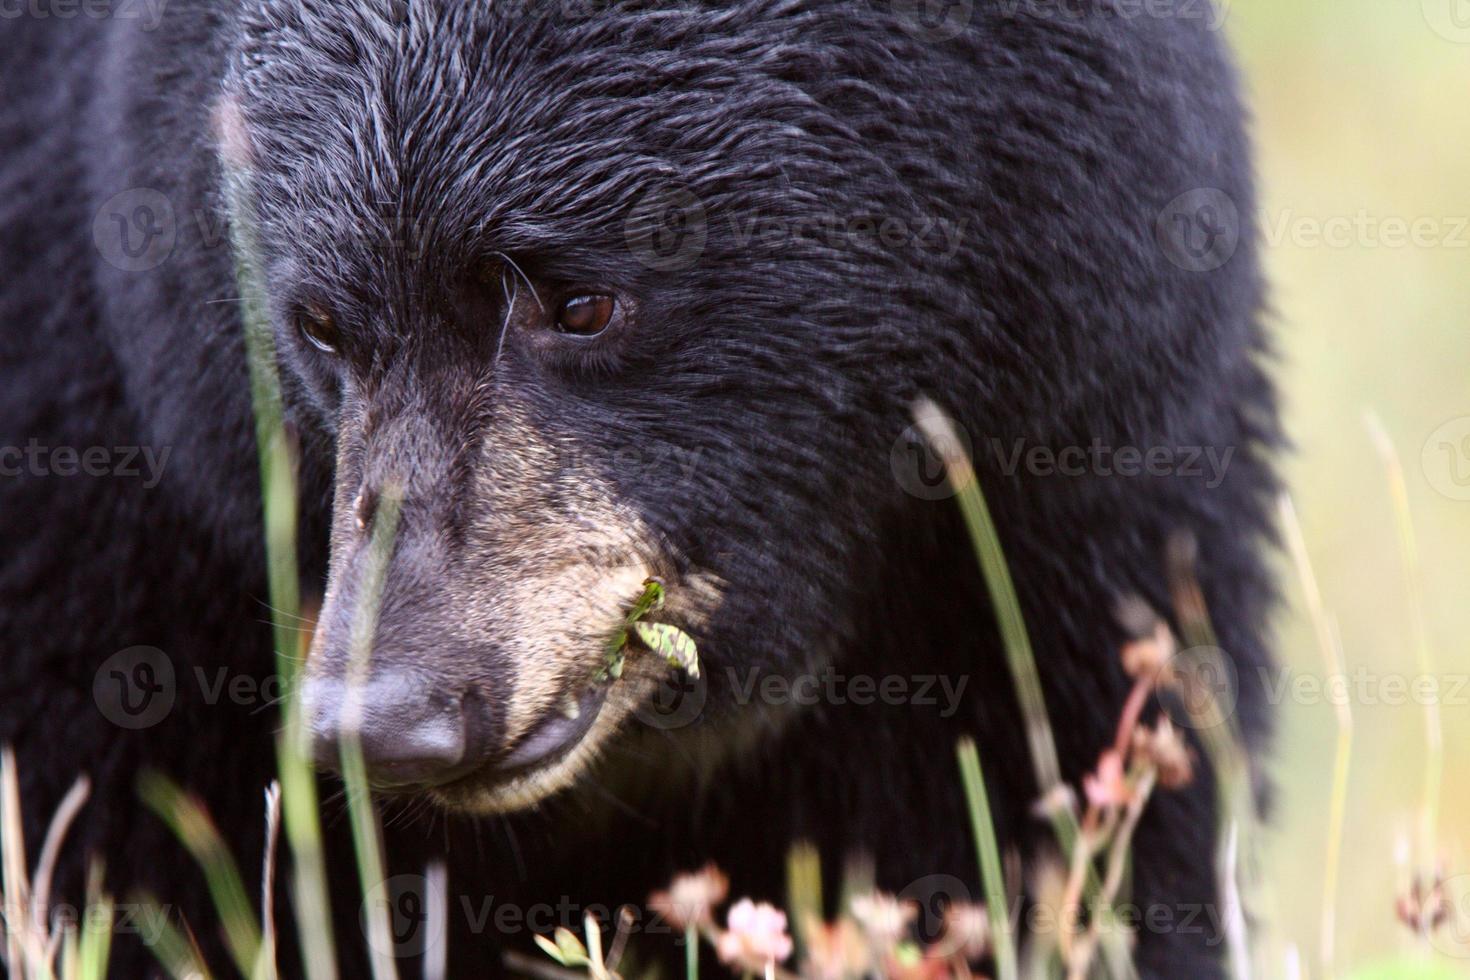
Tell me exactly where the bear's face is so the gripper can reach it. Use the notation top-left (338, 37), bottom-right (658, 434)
top-left (224, 3), bottom-right (918, 812)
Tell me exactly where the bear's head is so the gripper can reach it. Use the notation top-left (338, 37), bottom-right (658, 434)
top-left (218, 2), bottom-right (970, 814)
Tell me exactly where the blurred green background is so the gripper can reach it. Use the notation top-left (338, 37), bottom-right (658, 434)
top-left (1228, 1), bottom-right (1470, 975)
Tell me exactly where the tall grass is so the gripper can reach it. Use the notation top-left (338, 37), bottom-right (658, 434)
top-left (219, 101), bottom-right (341, 980)
top-left (1280, 493), bottom-right (1353, 974)
top-left (956, 738), bottom-right (1018, 980)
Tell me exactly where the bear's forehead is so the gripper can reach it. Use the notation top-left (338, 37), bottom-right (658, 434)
top-left (233, 2), bottom-right (876, 274)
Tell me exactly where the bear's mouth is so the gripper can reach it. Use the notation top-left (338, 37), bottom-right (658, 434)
top-left (427, 680), bottom-right (627, 814)
top-left (498, 685), bottom-right (609, 773)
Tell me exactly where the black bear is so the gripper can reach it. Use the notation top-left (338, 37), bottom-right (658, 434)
top-left (0, 1), bottom-right (1277, 976)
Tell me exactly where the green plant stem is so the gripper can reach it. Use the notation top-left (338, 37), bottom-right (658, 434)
top-left (339, 493), bottom-right (402, 980)
top-left (1279, 493), bottom-right (1353, 973)
top-left (1365, 413), bottom-right (1441, 858)
top-left (138, 774), bottom-right (262, 976)
top-left (957, 738), bottom-right (1018, 980)
top-left (916, 402), bottom-right (1060, 794)
top-left (222, 126), bottom-right (338, 980)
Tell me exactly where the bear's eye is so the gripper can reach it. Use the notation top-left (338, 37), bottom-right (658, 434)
top-left (554, 293), bottom-right (615, 337)
top-left (296, 306), bottom-right (340, 354)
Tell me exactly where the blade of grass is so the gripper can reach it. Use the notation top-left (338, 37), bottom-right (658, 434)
top-left (957, 737), bottom-right (1017, 980)
top-left (1164, 538), bottom-right (1257, 980)
top-left (59, 922), bottom-right (79, 980)
top-left (1, 745), bottom-right (43, 975)
top-left (75, 864), bottom-right (112, 980)
top-left (132, 893), bottom-right (214, 980)
top-left (139, 774), bottom-right (262, 976)
top-left (1278, 494), bottom-right (1353, 975)
top-left (218, 101), bottom-right (338, 980)
top-left (785, 842), bottom-right (822, 961)
top-left (424, 862), bottom-right (447, 980)
top-left (913, 402), bottom-right (1105, 905)
top-left (1364, 412), bottom-right (1442, 860)
top-left (915, 400), bottom-right (1060, 794)
top-left (275, 732), bottom-right (336, 980)
top-left (31, 776), bottom-right (91, 953)
top-left (256, 782), bottom-right (282, 980)
top-left (338, 490), bottom-right (402, 980)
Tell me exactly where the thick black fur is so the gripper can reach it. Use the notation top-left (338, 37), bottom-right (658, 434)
top-left (0, 1), bottom-right (1278, 977)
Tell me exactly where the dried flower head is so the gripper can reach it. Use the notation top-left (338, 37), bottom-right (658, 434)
top-left (648, 863), bottom-right (729, 931)
top-left (1032, 782), bottom-right (1080, 823)
top-left (717, 899), bottom-right (794, 972)
top-left (850, 892), bottom-right (917, 949)
top-left (1131, 718), bottom-right (1195, 789)
top-left (1121, 622), bottom-right (1177, 687)
top-left (942, 901), bottom-right (991, 963)
top-left (1396, 869), bottom-right (1451, 934)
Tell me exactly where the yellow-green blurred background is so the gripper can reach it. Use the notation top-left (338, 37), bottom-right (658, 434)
top-left (1229, 1), bottom-right (1470, 975)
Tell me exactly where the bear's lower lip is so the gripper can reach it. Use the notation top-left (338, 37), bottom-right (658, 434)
top-left (494, 685), bottom-right (610, 775)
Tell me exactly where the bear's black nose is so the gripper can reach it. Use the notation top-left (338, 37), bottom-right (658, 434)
top-left (298, 671), bottom-right (493, 790)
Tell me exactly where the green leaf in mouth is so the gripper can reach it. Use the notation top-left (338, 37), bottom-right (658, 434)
top-left (596, 577), bottom-right (699, 682)
top-left (631, 621), bottom-right (701, 679)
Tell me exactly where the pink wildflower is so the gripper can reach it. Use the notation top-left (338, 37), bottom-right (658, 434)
top-left (1083, 748), bottom-right (1130, 809)
top-left (717, 899), bottom-right (794, 972)
top-left (649, 863), bottom-right (729, 931)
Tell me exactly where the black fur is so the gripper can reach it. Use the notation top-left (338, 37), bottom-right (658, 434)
top-left (0, 1), bottom-right (1278, 976)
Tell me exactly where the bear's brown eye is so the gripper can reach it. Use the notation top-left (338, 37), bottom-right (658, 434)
top-left (297, 307), bottom-right (340, 353)
top-left (554, 293), bottom-right (615, 337)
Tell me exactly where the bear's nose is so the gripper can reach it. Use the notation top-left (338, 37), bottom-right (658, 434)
top-left (298, 671), bottom-right (493, 790)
